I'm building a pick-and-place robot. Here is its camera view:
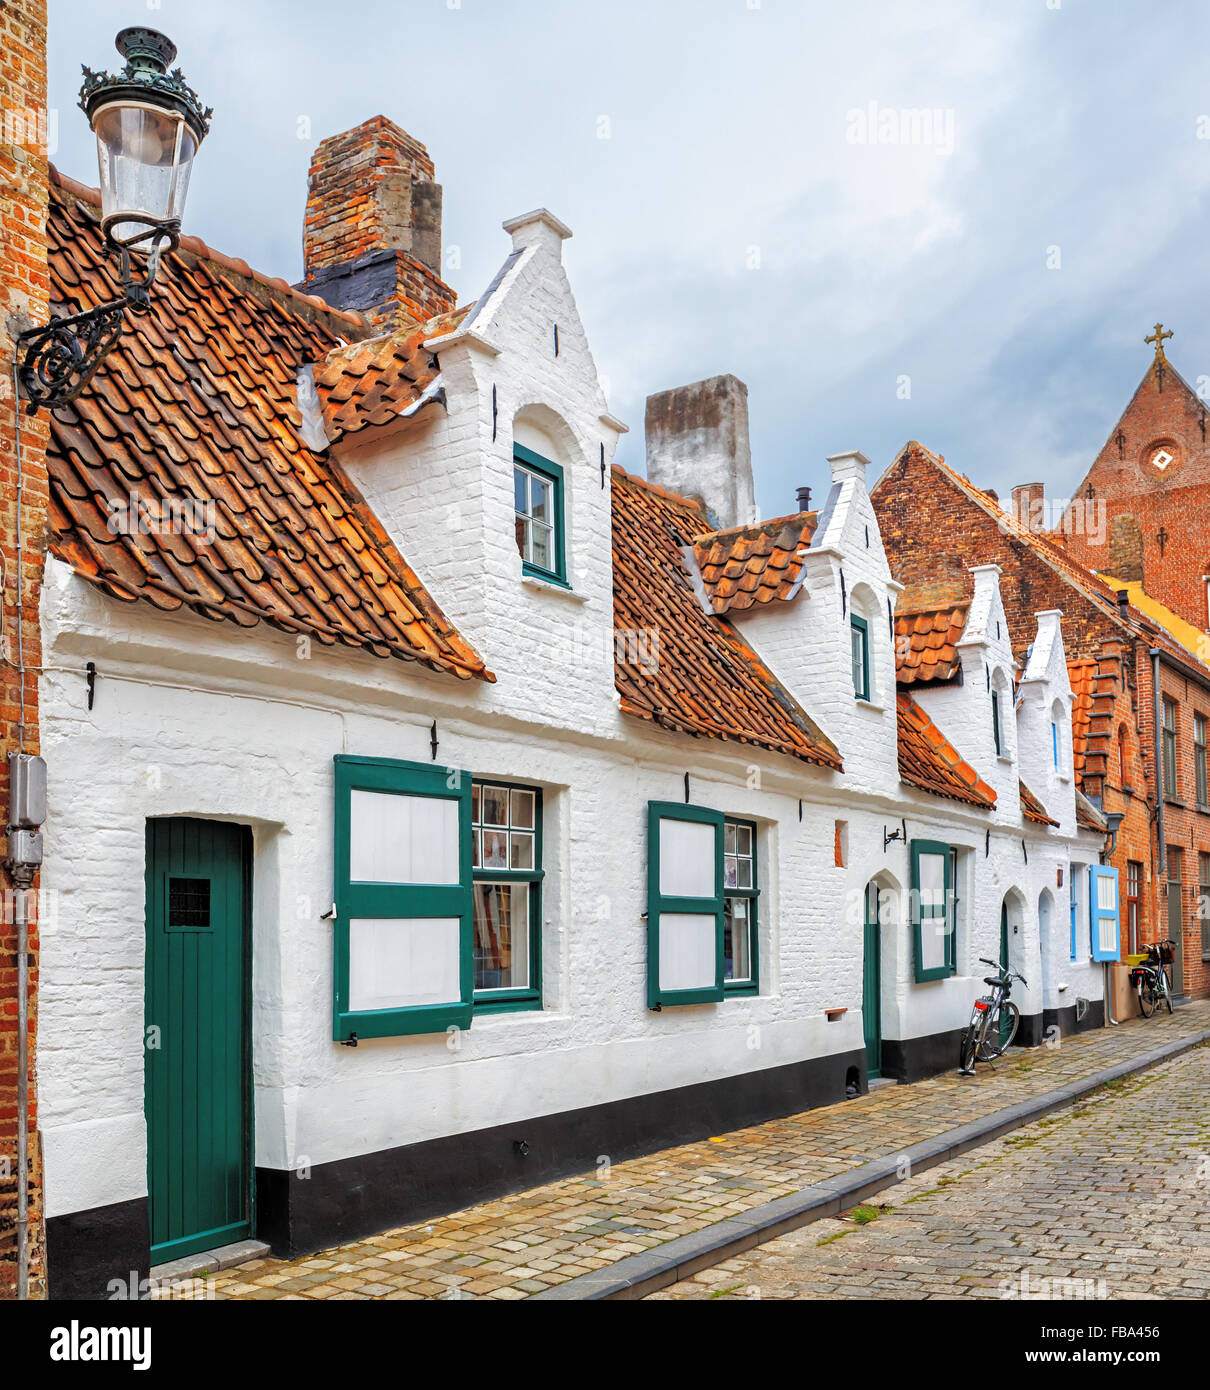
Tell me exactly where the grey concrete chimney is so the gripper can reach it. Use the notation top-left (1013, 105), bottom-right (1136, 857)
top-left (644, 374), bottom-right (757, 530)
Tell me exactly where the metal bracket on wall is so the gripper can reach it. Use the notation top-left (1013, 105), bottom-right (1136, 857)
top-left (86, 661), bottom-right (97, 711)
top-left (684, 772), bottom-right (691, 804)
top-left (430, 722), bottom-right (439, 761)
top-left (492, 384), bottom-right (498, 442)
top-left (883, 819), bottom-right (906, 852)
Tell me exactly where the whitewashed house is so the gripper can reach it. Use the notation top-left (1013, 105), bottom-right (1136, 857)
top-left (35, 119), bottom-right (1112, 1299)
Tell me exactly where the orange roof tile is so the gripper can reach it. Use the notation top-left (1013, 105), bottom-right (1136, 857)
top-left (896, 693), bottom-right (997, 809)
top-left (611, 468), bottom-right (842, 770)
top-left (690, 513), bottom-right (817, 615)
top-left (1068, 658), bottom-right (1097, 781)
top-left (45, 170), bottom-right (491, 682)
top-left (895, 598), bottom-right (969, 686)
top-left (1019, 779), bottom-right (1059, 827)
top-left (313, 304), bottom-right (473, 441)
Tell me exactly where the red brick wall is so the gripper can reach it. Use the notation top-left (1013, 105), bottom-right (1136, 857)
top-left (1060, 355), bottom-right (1210, 634)
top-left (873, 445), bottom-right (1210, 999)
top-left (0, 0), bottom-right (48, 1299)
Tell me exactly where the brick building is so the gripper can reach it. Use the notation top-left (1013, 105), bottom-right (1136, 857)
top-left (1059, 328), bottom-right (1210, 639)
top-left (0, 0), bottom-right (49, 1299)
top-left (873, 442), bottom-right (1210, 1006)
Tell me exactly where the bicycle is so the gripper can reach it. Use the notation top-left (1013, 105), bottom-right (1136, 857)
top-left (1130, 940), bottom-right (1175, 1018)
top-left (959, 958), bottom-right (1027, 1074)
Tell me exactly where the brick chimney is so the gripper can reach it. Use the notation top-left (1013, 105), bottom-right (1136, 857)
top-left (298, 117), bottom-right (456, 331)
top-left (1011, 481), bottom-right (1045, 533)
top-left (0, 0), bottom-right (49, 1301)
top-left (645, 375), bottom-right (757, 530)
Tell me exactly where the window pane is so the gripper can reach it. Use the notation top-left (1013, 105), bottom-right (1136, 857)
top-left (724, 822), bottom-right (736, 855)
top-left (724, 854), bottom-right (738, 889)
top-left (659, 818), bottom-right (715, 898)
top-left (472, 828), bottom-right (481, 870)
top-left (510, 832), bottom-right (534, 871)
top-left (349, 790), bottom-right (460, 885)
top-left (736, 824), bottom-right (752, 857)
top-left (658, 912), bottom-right (716, 991)
top-left (514, 467), bottom-right (529, 515)
top-left (473, 883), bottom-right (530, 991)
top-left (481, 829), bottom-right (508, 869)
top-left (515, 515), bottom-right (530, 563)
top-left (736, 858), bottom-right (753, 889)
top-left (510, 789), bottom-right (535, 829)
top-left (724, 897), bottom-right (751, 982)
top-left (348, 916), bottom-right (461, 1011)
top-left (481, 786), bottom-right (509, 826)
top-left (471, 783), bottom-right (481, 825)
top-left (530, 475), bottom-right (551, 525)
top-left (531, 521), bottom-right (553, 571)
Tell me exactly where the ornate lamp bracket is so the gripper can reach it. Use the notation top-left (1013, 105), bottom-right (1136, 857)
top-left (16, 220), bottom-right (178, 415)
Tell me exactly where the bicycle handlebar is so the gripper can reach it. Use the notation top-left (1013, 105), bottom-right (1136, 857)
top-left (978, 957), bottom-right (1028, 988)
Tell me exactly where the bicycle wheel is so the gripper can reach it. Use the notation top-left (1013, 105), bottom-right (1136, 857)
top-left (959, 1026), bottom-right (978, 1072)
top-left (1138, 979), bottom-right (1155, 1017)
top-left (1163, 977), bottom-right (1174, 1014)
top-left (983, 1002), bottom-right (1019, 1058)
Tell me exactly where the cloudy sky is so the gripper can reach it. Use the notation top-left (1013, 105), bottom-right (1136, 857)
top-left (49, 0), bottom-right (1210, 517)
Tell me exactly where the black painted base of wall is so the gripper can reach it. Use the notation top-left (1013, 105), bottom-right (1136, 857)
top-left (257, 1047), bottom-right (866, 1259)
top-left (46, 1198), bottom-right (149, 1302)
top-left (1043, 999), bottom-right (1105, 1039)
top-left (881, 1012), bottom-right (1046, 1085)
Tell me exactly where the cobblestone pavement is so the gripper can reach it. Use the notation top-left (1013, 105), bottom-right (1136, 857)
top-left (649, 1044), bottom-right (1210, 1300)
top-left (202, 1003), bottom-right (1210, 1300)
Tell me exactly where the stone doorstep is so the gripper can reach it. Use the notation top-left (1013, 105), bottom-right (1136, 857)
top-left (532, 1027), bottom-right (1210, 1302)
top-left (152, 1240), bottom-right (271, 1286)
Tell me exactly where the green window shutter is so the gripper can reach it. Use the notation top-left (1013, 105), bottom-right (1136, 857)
top-left (647, 802), bottom-right (725, 1007)
top-left (333, 755), bottom-right (474, 1041)
top-left (911, 839), bottom-right (953, 982)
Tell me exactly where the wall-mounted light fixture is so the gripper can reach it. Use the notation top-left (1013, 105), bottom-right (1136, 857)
top-left (18, 28), bottom-right (211, 414)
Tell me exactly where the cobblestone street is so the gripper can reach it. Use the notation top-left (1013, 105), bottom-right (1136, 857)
top-left (199, 1005), bottom-right (1210, 1300)
top-left (649, 1043), bottom-right (1210, 1300)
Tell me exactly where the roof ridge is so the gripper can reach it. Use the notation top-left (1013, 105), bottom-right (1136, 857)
top-left (49, 165), bottom-right (368, 337)
top-left (610, 462), bottom-right (708, 515)
top-left (692, 510), bottom-right (817, 545)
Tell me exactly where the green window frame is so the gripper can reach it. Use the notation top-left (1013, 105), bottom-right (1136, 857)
top-left (332, 755), bottom-right (473, 1042)
top-left (911, 839), bottom-right (955, 982)
top-left (513, 442), bottom-right (567, 586)
top-left (723, 817), bottom-right (759, 995)
top-left (851, 615), bottom-right (870, 701)
top-left (647, 802), bottom-right (726, 1007)
top-left (1199, 852), bottom-right (1210, 962)
top-left (471, 779), bottom-right (543, 1014)
top-left (992, 687), bottom-right (1002, 756)
top-left (1194, 713), bottom-right (1208, 808)
top-left (1162, 698), bottom-right (1178, 795)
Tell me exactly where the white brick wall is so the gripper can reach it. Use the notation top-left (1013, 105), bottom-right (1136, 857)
top-left (34, 223), bottom-right (1108, 1223)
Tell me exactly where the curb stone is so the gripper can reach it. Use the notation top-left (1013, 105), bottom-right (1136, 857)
top-left (530, 1029), bottom-right (1210, 1301)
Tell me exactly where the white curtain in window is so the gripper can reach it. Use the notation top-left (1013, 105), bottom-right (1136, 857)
top-left (659, 819), bottom-right (715, 898)
top-left (659, 913), bottom-right (716, 991)
top-left (348, 916), bottom-right (461, 1011)
top-left (349, 790), bottom-right (460, 884)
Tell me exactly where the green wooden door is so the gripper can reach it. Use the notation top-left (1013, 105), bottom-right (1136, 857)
top-left (145, 818), bottom-right (252, 1264)
top-left (999, 902), bottom-right (1012, 1049)
top-left (863, 882), bottom-right (882, 1079)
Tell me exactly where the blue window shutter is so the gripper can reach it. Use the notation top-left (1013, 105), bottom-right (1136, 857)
top-left (1089, 865), bottom-right (1121, 962)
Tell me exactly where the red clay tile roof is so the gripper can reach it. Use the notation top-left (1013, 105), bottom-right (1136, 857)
top-left (1019, 779), bottom-right (1059, 827)
top-left (895, 598), bottom-right (969, 686)
top-left (896, 693), bottom-right (997, 809)
top-left (611, 467), bottom-right (842, 770)
top-left (1068, 658), bottom-right (1097, 781)
top-left (691, 513), bottom-right (817, 615)
top-left (45, 169), bottom-right (491, 681)
top-left (314, 305), bottom-right (472, 441)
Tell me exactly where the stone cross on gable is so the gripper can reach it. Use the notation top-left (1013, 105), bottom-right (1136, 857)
top-left (1145, 322), bottom-right (1173, 360)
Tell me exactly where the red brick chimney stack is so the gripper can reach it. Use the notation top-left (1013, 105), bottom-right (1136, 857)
top-left (299, 117), bottom-right (457, 331)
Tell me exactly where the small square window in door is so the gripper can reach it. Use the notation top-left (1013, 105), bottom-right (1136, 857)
top-left (168, 877), bottom-right (212, 930)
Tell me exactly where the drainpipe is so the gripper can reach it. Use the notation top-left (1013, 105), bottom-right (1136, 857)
top-left (6, 752), bottom-right (46, 1302)
top-left (1151, 649), bottom-right (1166, 880)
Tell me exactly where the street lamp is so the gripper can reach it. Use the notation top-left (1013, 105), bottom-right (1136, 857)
top-left (17, 27), bottom-right (211, 415)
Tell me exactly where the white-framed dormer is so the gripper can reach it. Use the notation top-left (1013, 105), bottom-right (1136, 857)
top-left (1016, 610), bottom-right (1079, 837)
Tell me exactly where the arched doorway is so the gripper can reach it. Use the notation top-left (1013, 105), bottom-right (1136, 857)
top-left (863, 879), bottom-right (884, 1078)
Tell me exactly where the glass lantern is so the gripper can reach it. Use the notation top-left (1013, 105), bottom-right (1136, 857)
top-left (79, 28), bottom-right (211, 253)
